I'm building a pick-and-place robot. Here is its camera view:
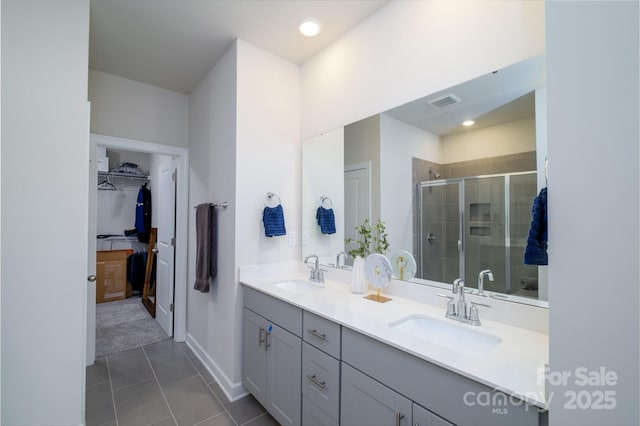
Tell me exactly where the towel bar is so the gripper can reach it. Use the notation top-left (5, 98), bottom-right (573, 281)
top-left (193, 202), bottom-right (228, 209)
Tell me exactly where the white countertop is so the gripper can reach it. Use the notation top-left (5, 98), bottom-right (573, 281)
top-left (239, 264), bottom-right (549, 409)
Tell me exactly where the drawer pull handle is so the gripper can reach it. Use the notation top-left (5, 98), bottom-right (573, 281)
top-left (258, 327), bottom-right (265, 347)
top-left (306, 374), bottom-right (326, 389)
top-left (306, 329), bottom-right (327, 340)
top-left (395, 411), bottom-right (405, 426)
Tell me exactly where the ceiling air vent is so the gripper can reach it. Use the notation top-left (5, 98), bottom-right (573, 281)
top-left (427, 94), bottom-right (461, 110)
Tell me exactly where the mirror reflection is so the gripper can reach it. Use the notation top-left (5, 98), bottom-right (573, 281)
top-left (302, 54), bottom-right (547, 306)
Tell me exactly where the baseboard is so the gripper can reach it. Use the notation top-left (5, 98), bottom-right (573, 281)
top-left (185, 333), bottom-right (248, 402)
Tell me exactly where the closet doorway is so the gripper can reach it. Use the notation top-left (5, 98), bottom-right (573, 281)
top-left (87, 134), bottom-right (189, 365)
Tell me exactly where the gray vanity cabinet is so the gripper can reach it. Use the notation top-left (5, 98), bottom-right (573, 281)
top-left (342, 327), bottom-right (543, 426)
top-left (302, 311), bottom-right (342, 424)
top-left (242, 287), bottom-right (303, 426)
top-left (242, 308), bottom-right (268, 402)
top-left (413, 403), bottom-right (454, 426)
top-left (341, 362), bottom-right (412, 426)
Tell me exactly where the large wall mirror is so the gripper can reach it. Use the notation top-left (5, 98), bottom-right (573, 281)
top-left (302, 54), bottom-right (548, 307)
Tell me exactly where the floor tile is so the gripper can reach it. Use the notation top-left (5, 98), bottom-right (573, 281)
top-left (108, 352), bottom-right (154, 391)
top-left (85, 381), bottom-right (115, 426)
top-left (195, 412), bottom-right (236, 426)
top-left (241, 412), bottom-right (279, 426)
top-left (145, 339), bottom-right (183, 359)
top-left (184, 351), bottom-right (215, 384)
top-left (150, 416), bottom-right (177, 426)
top-left (163, 375), bottom-right (225, 426)
top-left (113, 378), bottom-right (171, 426)
top-left (149, 349), bottom-right (197, 386)
top-left (107, 346), bottom-right (144, 362)
top-left (212, 387), bottom-right (265, 426)
top-left (86, 358), bottom-right (110, 386)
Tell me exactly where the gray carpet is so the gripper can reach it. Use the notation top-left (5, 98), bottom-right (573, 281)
top-left (96, 296), bottom-right (169, 358)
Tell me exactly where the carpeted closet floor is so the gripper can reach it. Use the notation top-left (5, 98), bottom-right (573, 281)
top-left (96, 296), bottom-right (169, 358)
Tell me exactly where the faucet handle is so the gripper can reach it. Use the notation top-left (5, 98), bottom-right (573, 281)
top-left (468, 301), bottom-right (491, 326)
top-left (438, 294), bottom-right (456, 316)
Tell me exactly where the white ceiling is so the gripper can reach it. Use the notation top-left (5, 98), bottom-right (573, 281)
top-left (384, 54), bottom-right (546, 136)
top-left (89, 0), bottom-right (389, 94)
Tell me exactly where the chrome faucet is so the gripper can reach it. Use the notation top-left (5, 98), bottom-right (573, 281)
top-left (439, 278), bottom-right (490, 326)
top-left (336, 251), bottom-right (347, 268)
top-left (304, 255), bottom-right (325, 283)
top-left (452, 278), bottom-right (467, 319)
top-left (477, 269), bottom-right (494, 296)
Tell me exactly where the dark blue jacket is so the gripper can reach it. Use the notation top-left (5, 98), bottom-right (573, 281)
top-left (524, 187), bottom-right (548, 265)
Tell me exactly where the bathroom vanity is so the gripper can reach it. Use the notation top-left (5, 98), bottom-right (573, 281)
top-left (240, 263), bottom-right (548, 426)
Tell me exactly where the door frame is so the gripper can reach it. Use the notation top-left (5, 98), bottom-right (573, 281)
top-left (90, 133), bottom-right (189, 346)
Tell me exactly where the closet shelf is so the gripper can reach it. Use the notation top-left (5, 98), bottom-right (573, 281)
top-left (98, 171), bottom-right (150, 180)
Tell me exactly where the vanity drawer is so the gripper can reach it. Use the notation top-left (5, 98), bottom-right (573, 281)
top-left (302, 342), bottom-right (340, 420)
top-left (303, 311), bottom-right (341, 358)
top-left (243, 286), bottom-right (302, 337)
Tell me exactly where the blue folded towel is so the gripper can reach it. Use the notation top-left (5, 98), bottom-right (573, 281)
top-left (263, 205), bottom-right (286, 237)
top-left (316, 207), bottom-right (336, 234)
top-left (524, 187), bottom-right (548, 265)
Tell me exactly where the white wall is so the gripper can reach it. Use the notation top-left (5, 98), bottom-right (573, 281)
top-left (187, 39), bottom-right (301, 400)
top-left (441, 116), bottom-right (536, 163)
top-left (89, 69), bottom-right (189, 147)
top-left (301, 0), bottom-right (545, 139)
top-left (235, 40), bottom-right (301, 268)
top-left (187, 41), bottom-right (240, 398)
top-left (380, 114), bottom-right (440, 254)
top-left (302, 128), bottom-right (345, 263)
top-left (546, 2), bottom-right (639, 425)
top-left (1, 1), bottom-right (89, 424)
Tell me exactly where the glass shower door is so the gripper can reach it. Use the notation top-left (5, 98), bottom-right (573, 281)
top-left (418, 181), bottom-right (462, 284)
top-left (463, 176), bottom-right (506, 293)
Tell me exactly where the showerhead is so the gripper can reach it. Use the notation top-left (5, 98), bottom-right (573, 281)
top-left (429, 169), bottom-right (441, 179)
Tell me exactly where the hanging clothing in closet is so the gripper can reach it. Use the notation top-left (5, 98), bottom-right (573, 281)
top-left (127, 250), bottom-right (156, 293)
top-left (135, 183), bottom-right (152, 243)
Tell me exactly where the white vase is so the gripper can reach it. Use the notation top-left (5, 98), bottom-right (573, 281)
top-left (350, 256), bottom-right (369, 294)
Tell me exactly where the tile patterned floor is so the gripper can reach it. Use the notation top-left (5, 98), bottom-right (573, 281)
top-left (86, 340), bottom-right (279, 426)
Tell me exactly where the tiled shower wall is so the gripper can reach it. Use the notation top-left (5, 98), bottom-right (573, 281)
top-left (413, 151), bottom-right (538, 294)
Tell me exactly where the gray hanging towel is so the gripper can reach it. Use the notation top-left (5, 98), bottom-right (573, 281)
top-left (194, 203), bottom-right (217, 293)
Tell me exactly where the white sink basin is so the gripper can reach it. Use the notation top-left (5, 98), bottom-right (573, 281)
top-left (273, 280), bottom-right (324, 293)
top-left (388, 314), bottom-right (502, 355)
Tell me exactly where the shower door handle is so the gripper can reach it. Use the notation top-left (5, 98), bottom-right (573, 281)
top-left (457, 240), bottom-right (462, 251)
top-left (427, 233), bottom-right (437, 244)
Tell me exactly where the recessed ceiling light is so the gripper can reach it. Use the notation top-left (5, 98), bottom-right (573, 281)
top-left (300, 19), bottom-right (321, 37)
top-left (462, 120), bottom-right (475, 127)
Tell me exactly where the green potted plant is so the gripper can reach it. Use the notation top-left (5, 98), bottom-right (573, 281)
top-left (345, 219), bottom-right (389, 293)
top-left (345, 219), bottom-right (389, 258)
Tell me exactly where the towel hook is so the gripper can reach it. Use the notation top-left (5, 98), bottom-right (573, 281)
top-left (265, 192), bottom-right (281, 208)
top-left (320, 196), bottom-right (333, 209)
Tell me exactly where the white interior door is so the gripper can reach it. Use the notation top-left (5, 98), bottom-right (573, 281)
top-left (86, 140), bottom-right (98, 366)
top-left (344, 164), bottom-right (370, 262)
top-left (156, 156), bottom-right (176, 336)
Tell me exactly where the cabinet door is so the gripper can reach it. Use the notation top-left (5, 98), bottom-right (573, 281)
top-left (413, 403), bottom-right (455, 426)
top-left (341, 363), bottom-right (412, 426)
top-left (243, 308), bottom-right (268, 406)
top-left (267, 323), bottom-right (302, 426)
top-left (303, 395), bottom-right (339, 426)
